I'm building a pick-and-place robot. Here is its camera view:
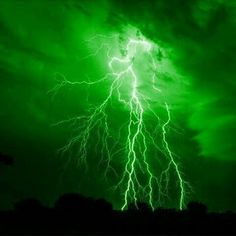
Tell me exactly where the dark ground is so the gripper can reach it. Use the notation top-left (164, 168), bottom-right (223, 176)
top-left (0, 193), bottom-right (235, 235)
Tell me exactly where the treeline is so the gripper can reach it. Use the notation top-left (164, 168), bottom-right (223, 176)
top-left (0, 193), bottom-right (235, 235)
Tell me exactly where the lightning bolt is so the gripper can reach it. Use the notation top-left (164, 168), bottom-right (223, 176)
top-left (50, 31), bottom-right (190, 210)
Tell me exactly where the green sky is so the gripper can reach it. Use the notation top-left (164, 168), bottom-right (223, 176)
top-left (0, 0), bottom-right (236, 212)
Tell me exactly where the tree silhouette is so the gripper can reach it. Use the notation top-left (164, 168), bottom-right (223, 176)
top-left (187, 201), bottom-right (208, 215)
top-left (0, 194), bottom-right (234, 235)
top-left (14, 198), bottom-right (43, 213)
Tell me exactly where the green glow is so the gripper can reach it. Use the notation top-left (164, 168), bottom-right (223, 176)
top-left (50, 29), bottom-right (189, 210)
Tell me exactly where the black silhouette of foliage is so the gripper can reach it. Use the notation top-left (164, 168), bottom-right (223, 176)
top-left (187, 201), bottom-right (208, 215)
top-left (55, 193), bottom-right (112, 213)
top-left (0, 193), bottom-right (235, 235)
top-left (14, 198), bottom-right (43, 212)
top-left (128, 201), bottom-right (152, 211)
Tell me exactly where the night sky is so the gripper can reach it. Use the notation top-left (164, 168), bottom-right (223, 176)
top-left (0, 0), bottom-right (236, 212)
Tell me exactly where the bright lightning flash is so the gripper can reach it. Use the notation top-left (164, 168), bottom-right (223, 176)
top-left (50, 31), bottom-right (190, 210)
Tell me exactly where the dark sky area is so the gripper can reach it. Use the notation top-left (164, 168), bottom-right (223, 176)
top-left (0, 0), bottom-right (236, 212)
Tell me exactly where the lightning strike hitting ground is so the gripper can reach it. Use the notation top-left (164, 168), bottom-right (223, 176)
top-left (50, 30), bottom-right (190, 210)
